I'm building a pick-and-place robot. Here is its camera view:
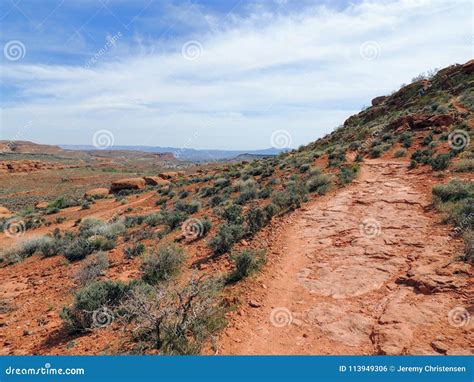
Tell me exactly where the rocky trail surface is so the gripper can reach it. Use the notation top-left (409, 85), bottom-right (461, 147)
top-left (220, 160), bottom-right (473, 355)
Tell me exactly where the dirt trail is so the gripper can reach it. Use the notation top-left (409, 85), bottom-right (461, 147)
top-left (220, 160), bottom-right (473, 355)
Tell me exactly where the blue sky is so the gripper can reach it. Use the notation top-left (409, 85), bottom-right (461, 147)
top-left (0, 0), bottom-right (472, 150)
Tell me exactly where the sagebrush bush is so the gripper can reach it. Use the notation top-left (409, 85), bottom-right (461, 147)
top-left (338, 164), bottom-right (359, 185)
top-left (124, 243), bottom-right (146, 259)
top-left (394, 149), bottom-right (407, 158)
top-left (227, 249), bottom-right (266, 283)
top-left (432, 179), bottom-right (473, 203)
top-left (64, 237), bottom-right (96, 262)
top-left (209, 223), bottom-right (245, 256)
top-left (306, 173), bottom-right (333, 194)
top-left (74, 252), bottom-right (109, 286)
top-left (141, 244), bottom-right (185, 284)
top-left (431, 154), bottom-right (450, 171)
top-left (454, 159), bottom-right (474, 173)
top-left (61, 280), bottom-right (131, 333)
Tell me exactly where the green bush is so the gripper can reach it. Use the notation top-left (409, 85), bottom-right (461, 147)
top-left (431, 154), bottom-right (450, 171)
top-left (124, 243), bottom-right (146, 259)
top-left (141, 244), bottom-right (185, 284)
top-left (394, 149), bottom-right (407, 158)
top-left (463, 230), bottom-right (473, 263)
top-left (175, 200), bottom-right (201, 214)
top-left (370, 146), bottom-right (382, 158)
top-left (64, 237), bottom-right (95, 262)
top-left (219, 204), bottom-right (243, 224)
top-left (338, 164), bottom-right (359, 185)
top-left (454, 159), bottom-right (474, 172)
top-left (61, 280), bottom-right (130, 332)
top-left (227, 249), bottom-right (266, 283)
top-left (162, 210), bottom-right (189, 230)
top-left (432, 179), bottom-right (473, 203)
top-left (209, 224), bottom-right (245, 256)
top-left (399, 132), bottom-right (413, 148)
top-left (307, 173), bottom-right (333, 194)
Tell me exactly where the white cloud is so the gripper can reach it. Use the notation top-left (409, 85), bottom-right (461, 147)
top-left (1, 0), bottom-right (472, 149)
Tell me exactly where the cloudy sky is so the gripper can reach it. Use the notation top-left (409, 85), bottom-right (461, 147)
top-left (0, 0), bottom-right (472, 150)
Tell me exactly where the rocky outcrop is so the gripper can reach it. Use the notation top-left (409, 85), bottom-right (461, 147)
top-left (0, 206), bottom-right (13, 218)
top-left (371, 96), bottom-right (388, 106)
top-left (387, 113), bottom-right (454, 132)
top-left (110, 178), bottom-right (146, 193)
top-left (143, 176), bottom-right (171, 186)
top-left (159, 172), bottom-right (181, 180)
top-left (84, 188), bottom-right (109, 198)
top-left (35, 202), bottom-right (49, 209)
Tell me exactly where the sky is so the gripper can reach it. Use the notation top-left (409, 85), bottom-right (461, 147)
top-left (0, 0), bottom-right (472, 150)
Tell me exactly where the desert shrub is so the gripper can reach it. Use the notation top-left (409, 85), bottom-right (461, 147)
top-left (209, 224), bottom-right (245, 256)
top-left (245, 208), bottom-right (268, 237)
top-left (463, 231), bottom-right (474, 263)
top-left (144, 213), bottom-right (163, 227)
top-left (200, 186), bottom-right (218, 197)
top-left (370, 146), bottom-right (382, 158)
top-left (0, 236), bottom-right (51, 263)
top-left (327, 148), bottom-right (346, 167)
top-left (394, 149), bottom-right (407, 158)
top-left (48, 196), bottom-right (79, 211)
top-left (338, 164), bottom-right (359, 185)
top-left (74, 252), bottom-right (109, 286)
top-left (178, 190), bottom-right (189, 199)
top-left (306, 173), bottom-right (333, 194)
top-left (64, 237), bottom-right (96, 262)
top-left (175, 200), bottom-right (201, 214)
top-left (227, 249), bottom-right (266, 283)
top-left (215, 177), bottom-right (231, 189)
top-left (421, 133), bottom-right (434, 146)
top-left (411, 149), bottom-right (433, 165)
top-left (408, 160), bottom-right (417, 169)
top-left (431, 154), bottom-right (450, 171)
top-left (124, 215), bottom-right (145, 227)
top-left (432, 179), bottom-right (473, 203)
top-left (61, 280), bottom-right (130, 333)
top-left (257, 187), bottom-right (272, 199)
top-left (141, 244), bottom-right (185, 284)
top-left (399, 132), bottom-right (413, 148)
top-left (155, 198), bottom-right (167, 207)
top-left (120, 278), bottom-right (226, 355)
top-left (219, 204), bottom-right (243, 224)
top-left (355, 153), bottom-right (364, 162)
top-left (235, 187), bottom-right (257, 205)
top-left (263, 203), bottom-right (277, 219)
top-left (381, 133), bottom-right (393, 142)
top-left (209, 195), bottom-right (223, 207)
top-left (124, 243), bottom-right (146, 259)
top-left (454, 159), bottom-right (474, 172)
top-left (299, 163), bottom-right (311, 173)
top-left (349, 141), bottom-right (361, 151)
top-left (161, 210), bottom-right (189, 230)
top-left (79, 219), bottom-right (125, 240)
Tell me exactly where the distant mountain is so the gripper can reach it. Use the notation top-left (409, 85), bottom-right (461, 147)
top-left (60, 145), bottom-right (287, 161)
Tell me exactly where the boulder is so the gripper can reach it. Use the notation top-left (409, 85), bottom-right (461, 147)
top-left (462, 59), bottom-right (474, 74)
top-left (159, 172), bottom-right (180, 180)
top-left (110, 178), bottom-right (146, 193)
top-left (84, 188), bottom-right (109, 198)
top-left (143, 176), bottom-right (171, 186)
top-left (371, 96), bottom-right (388, 106)
top-left (35, 202), bottom-right (49, 209)
top-left (0, 206), bottom-right (13, 218)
